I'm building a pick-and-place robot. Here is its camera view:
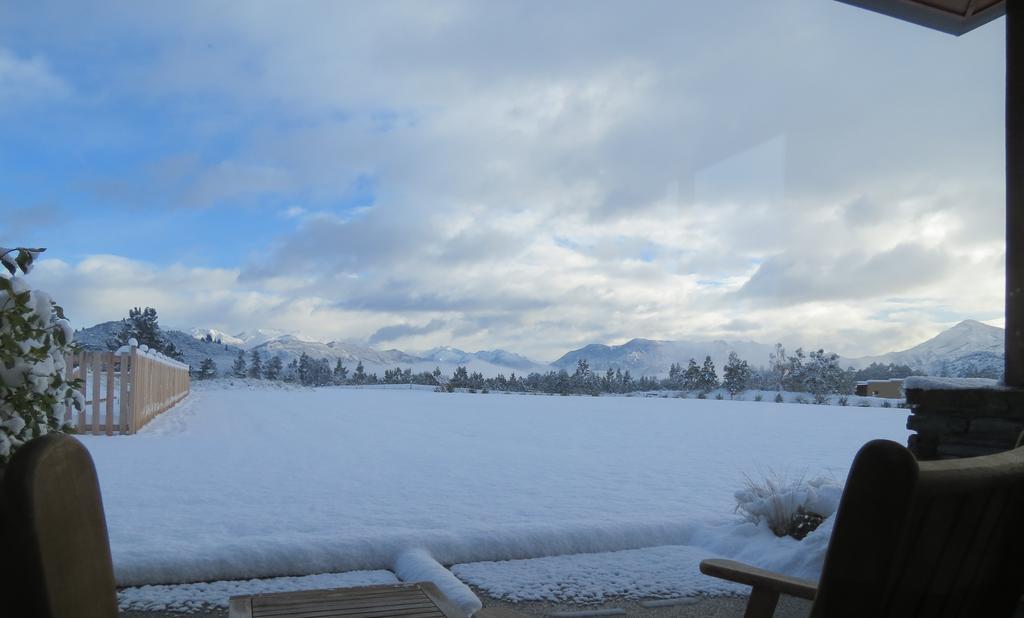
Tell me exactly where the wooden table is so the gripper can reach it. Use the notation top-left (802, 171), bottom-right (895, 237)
top-left (229, 582), bottom-right (465, 618)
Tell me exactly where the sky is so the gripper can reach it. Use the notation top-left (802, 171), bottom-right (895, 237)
top-left (0, 0), bottom-right (1008, 362)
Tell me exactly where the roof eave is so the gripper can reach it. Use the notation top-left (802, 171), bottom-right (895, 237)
top-left (836, 0), bottom-right (1005, 36)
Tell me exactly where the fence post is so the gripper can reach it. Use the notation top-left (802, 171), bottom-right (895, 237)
top-left (104, 352), bottom-right (115, 435)
top-left (91, 352), bottom-right (101, 435)
top-left (119, 349), bottom-right (131, 433)
top-left (76, 351), bottom-right (86, 431)
top-left (128, 346), bottom-right (140, 434)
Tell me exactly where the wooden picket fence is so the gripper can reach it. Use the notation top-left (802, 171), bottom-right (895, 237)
top-left (64, 348), bottom-right (190, 435)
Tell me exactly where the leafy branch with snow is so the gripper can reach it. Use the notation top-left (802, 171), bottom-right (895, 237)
top-left (0, 247), bottom-right (81, 463)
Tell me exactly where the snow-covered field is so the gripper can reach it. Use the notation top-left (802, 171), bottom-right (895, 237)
top-left (79, 381), bottom-right (909, 610)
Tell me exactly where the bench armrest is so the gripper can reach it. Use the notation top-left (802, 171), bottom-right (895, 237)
top-left (699, 559), bottom-right (818, 601)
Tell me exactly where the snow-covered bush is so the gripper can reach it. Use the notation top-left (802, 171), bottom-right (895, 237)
top-left (0, 247), bottom-right (81, 464)
top-left (735, 471), bottom-right (842, 538)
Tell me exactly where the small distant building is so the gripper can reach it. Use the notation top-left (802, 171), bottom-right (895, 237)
top-left (856, 379), bottom-right (905, 399)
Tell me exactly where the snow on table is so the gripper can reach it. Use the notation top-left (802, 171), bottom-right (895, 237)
top-left (118, 569), bottom-right (398, 612)
top-left (79, 384), bottom-right (909, 588)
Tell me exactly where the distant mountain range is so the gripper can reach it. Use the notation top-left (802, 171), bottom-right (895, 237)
top-left (75, 319), bottom-right (1004, 379)
top-left (550, 319), bottom-right (1004, 378)
top-left (76, 323), bottom-right (550, 378)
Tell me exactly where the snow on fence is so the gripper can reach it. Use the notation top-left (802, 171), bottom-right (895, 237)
top-left (64, 343), bottom-right (190, 435)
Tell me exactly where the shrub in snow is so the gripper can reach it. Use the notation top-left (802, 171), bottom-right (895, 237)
top-left (735, 471), bottom-right (842, 539)
top-left (774, 392), bottom-right (784, 403)
top-left (0, 248), bottom-right (81, 464)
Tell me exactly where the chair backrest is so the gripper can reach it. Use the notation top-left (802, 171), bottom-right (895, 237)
top-left (812, 439), bottom-right (1024, 617)
top-left (0, 433), bottom-right (118, 618)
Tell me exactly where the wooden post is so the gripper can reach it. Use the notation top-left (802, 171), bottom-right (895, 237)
top-left (64, 353), bottom-right (74, 425)
top-left (128, 349), bottom-right (140, 434)
top-left (1007, 0), bottom-right (1024, 387)
top-left (91, 353), bottom-right (101, 435)
top-left (105, 353), bottom-right (115, 435)
top-left (119, 351), bottom-right (131, 433)
top-left (76, 352), bottom-right (86, 431)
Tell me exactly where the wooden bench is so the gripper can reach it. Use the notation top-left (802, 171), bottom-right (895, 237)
top-left (228, 582), bottom-right (465, 618)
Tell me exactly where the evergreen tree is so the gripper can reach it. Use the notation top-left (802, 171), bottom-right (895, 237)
top-left (853, 362), bottom-right (916, 381)
top-left (804, 349), bottom-right (845, 403)
top-left (667, 362), bottom-right (683, 389)
top-left (197, 357), bottom-right (217, 380)
top-left (682, 358), bottom-right (702, 391)
top-left (163, 340), bottom-right (184, 360)
top-left (603, 367), bottom-right (615, 392)
top-left (451, 366), bottom-right (469, 388)
top-left (284, 359), bottom-right (299, 382)
top-left (314, 358), bottom-right (332, 386)
top-left (783, 348), bottom-right (807, 393)
top-left (265, 356), bottom-right (283, 380)
top-left (333, 359), bottom-right (349, 384)
top-left (353, 361), bottom-right (366, 385)
top-left (722, 352), bottom-right (751, 397)
top-left (231, 350), bottom-right (247, 378)
top-left (110, 306), bottom-right (164, 351)
top-left (572, 358), bottom-right (597, 393)
top-left (698, 355), bottom-right (719, 393)
top-left (297, 353), bottom-right (313, 385)
top-left (248, 349), bottom-right (264, 379)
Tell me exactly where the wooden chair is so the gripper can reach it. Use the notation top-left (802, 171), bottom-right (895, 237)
top-left (700, 439), bottom-right (1024, 617)
top-left (0, 433), bottom-right (119, 618)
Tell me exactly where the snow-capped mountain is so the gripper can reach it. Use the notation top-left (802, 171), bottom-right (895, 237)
top-left (229, 329), bottom-right (325, 349)
top-left (419, 346), bottom-right (474, 364)
top-left (551, 320), bottom-right (1005, 378)
top-left (77, 322), bottom-right (245, 372)
top-left (251, 336), bottom-right (421, 369)
top-left (78, 317), bottom-right (1004, 379)
top-left (189, 328), bottom-right (245, 347)
top-left (472, 349), bottom-right (542, 371)
top-left (418, 346), bottom-right (542, 371)
top-left (163, 325), bottom-right (547, 376)
top-left (848, 319), bottom-right (1004, 375)
top-left (190, 327), bottom-right (330, 350)
top-left (551, 338), bottom-right (778, 378)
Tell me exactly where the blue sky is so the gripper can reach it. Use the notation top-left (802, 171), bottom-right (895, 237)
top-left (0, 0), bottom-right (1008, 361)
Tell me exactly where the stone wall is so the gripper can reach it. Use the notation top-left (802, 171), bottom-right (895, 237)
top-left (905, 378), bottom-right (1024, 460)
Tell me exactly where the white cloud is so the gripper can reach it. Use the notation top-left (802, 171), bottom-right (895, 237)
top-left (3, 1), bottom-right (1009, 360)
top-left (0, 47), bottom-right (68, 106)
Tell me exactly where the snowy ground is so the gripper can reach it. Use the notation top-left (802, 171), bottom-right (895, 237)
top-left (81, 381), bottom-right (909, 612)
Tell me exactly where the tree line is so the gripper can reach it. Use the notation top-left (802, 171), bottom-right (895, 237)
top-left (199, 344), bottom-right (916, 401)
top-left (104, 306), bottom-right (917, 398)
top-left (198, 349), bottom-right (443, 387)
